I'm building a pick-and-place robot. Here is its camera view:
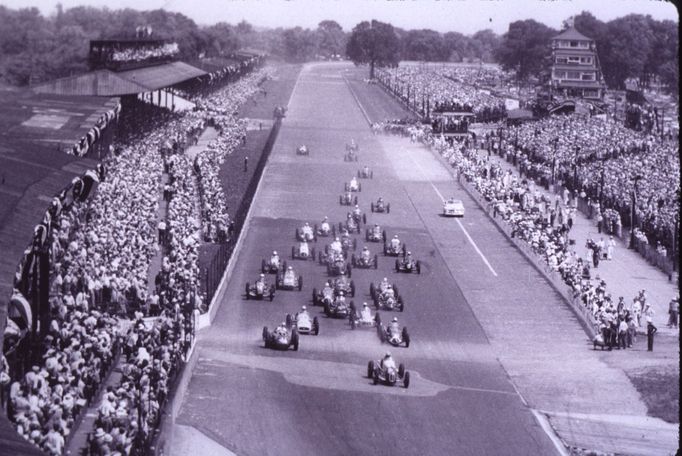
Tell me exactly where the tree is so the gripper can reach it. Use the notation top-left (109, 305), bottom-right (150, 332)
top-left (494, 19), bottom-right (556, 80)
top-left (600, 14), bottom-right (654, 89)
top-left (401, 29), bottom-right (448, 61)
top-left (346, 20), bottom-right (400, 79)
top-left (281, 27), bottom-right (317, 62)
top-left (471, 29), bottom-right (500, 62)
top-left (316, 20), bottom-right (346, 58)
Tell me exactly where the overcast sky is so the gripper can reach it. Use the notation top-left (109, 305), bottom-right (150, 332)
top-left (5, 0), bottom-right (679, 35)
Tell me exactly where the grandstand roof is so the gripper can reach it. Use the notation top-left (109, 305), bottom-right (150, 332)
top-left (33, 62), bottom-right (207, 96)
top-left (189, 57), bottom-right (242, 73)
top-left (553, 27), bottom-right (592, 42)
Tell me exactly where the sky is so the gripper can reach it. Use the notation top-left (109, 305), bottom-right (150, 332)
top-left (4, 0), bottom-right (679, 35)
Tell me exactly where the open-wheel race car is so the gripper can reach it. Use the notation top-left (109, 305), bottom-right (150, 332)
top-left (383, 237), bottom-right (406, 257)
top-left (370, 198), bottom-right (390, 214)
top-left (245, 277), bottom-right (276, 301)
top-left (295, 223), bottom-right (317, 242)
top-left (395, 254), bottom-right (421, 274)
top-left (275, 266), bottom-right (303, 291)
top-left (357, 166), bottom-right (374, 179)
top-left (373, 288), bottom-right (404, 312)
top-left (286, 310), bottom-right (319, 335)
top-left (291, 241), bottom-right (316, 261)
top-left (344, 140), bottom-right (359, 162)
top-left (378, 318), bottom-right (411, 347)
top-left (369, 279), bottom-right (399, 301)
top-left (348, 207), bottom-right (367, 226)
top-left (344, 177), bottom-right (362, 192)
top-left (331, 273), bottom-right (356, 297)
top-left (326, 254), bottom-right (352, 277)
top-left (365, 225), bottom-right (387, 243)
top-left (312, 283), bottom-right (335, 307)
top-left (442, 197), bottom-right (465, 217)
top-left (263, 322), bottom-right (299, 350)
top-left (339, 192), bottom-right (359, 206)
top-left (315, 218), bottom-right (336, 238)
top-left (367, 355), bottom-right (410, 388)
top-left (261, 253), bottom-right (286, 274)
top-left (351, 249), bottom-right (378, 269)
top-left (296, 145), bottom-right (310, 156)
top-left (339, 217), bottom-right (361, 234)
top-left (324, 294), bottom-right (353, 318)
top-left (349, 303), bottom-right (381, 330)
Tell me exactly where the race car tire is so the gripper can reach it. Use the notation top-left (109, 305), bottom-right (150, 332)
top-left (369, 283), bottom-right (376, 299)
top-left (298, 275), bottom-right (303, 291)
top-left (367, 361), bottom-right (374, 379)
top-left (245, 283), bottom-right (250, 299)
top-left (374, 254), bottom-right (379, 269)
top-left (382, 230), bottom-right (387, 242)
top-left (398, 363), bottom-right (405, 378)
top-left (310, 247), bottom-right (316, 260)
top-left (325, 244), bottom-right (329, 254)
top-left (313, 317), bottom-right (319, 335)
top-left (395, 259), bottom-right (400, 272)
top-left (403, 371), bottom-right (410, 389)
top-left (353, 196), bottom-right (358, 205)
top-left (324, 303), bottom-right (331, 316)
top-left (269, 287), bottom-right (275, 301)
top-left (378, 325), bottom-right (385, 342)
top-left (373, 372), bottom-right (379, 385)
top-left (346, 264), bottom-right (352, 277)
top-left (291, 246), bottom-right (295, 260)
top-left (386, 204), bottom-right (390, 214)
top-left (351, 254), bottom-right (356, 267)
top-left (403, 329), bottom-right (410, 348)
top-left (312, 288), bottom-right (318, 305)
top-left (295, 228), bottom-right (300, 240)
top-left (339, 195), bottom-right (343, 205)
top-left (331, 225), bottom-right (336, 237)
top-left (338, 222), bottom-right (343, 232)
top-left (393, 285), bottom-right (399, 297)
top-left (356, 224), bottom-right (361, 234)
top-left (375, 311), bottom-right (381, 326)
top-left (292, 331), bottom-right (299, 351)
top-left (286, 314), bottom-right (293, 328)
top-left (350, 313), bottom-right (356, 330)
top-left (371, 203), bottom-right (374, 213)
top-left (262, 327), bottom-right (269, 344)
top-left (345, 183), bottom-right (349, 191)
top-left (350, 280), bottom-right (356, 297)
top-left (261, 259), bottom-right (266, 273)
top-left (402, 244), bottom-right (407, 257)
top-left (275, 273), bottom-right (281, 289)
top-left (327, 264), bottom-right (332, 275)
top-left (359, 183), bottom-right (362, 192)
top-left (362, 214), bottom-right (366, 225)
top-left (416, 260), bottom-right (421, 274)
top-left (353, 239), bottom-right (357, 250)
top-left (398, 298), bottom-right (404, 312)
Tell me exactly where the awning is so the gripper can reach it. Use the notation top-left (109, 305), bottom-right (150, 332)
top-left (8, 290), bottom-right (32, 330)
top-left (116, 61), bottom-right (207, 92)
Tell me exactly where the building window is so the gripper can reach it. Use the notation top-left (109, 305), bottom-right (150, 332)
top-left (556, 57), bottom-right (567, 64)
top-left (553, 71), bottom-right (566, 79)
top-left (580, 56), bottom-right (593, 64)
top-left (567, 56), bottom-right (580, 64)
top-left (581, 73), bottom-right (595, 81)
top-left (566, 71), bottom-right (581, 80)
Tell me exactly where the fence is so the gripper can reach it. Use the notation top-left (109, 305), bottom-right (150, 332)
top-left (202, 117), bottom-right (282, 308)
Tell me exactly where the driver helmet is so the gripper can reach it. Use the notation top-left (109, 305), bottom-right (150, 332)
top-left (325, 281), bottom-right (331, 286)
top-left (407, 251), bottom-right (411, 255)
top-left (378, 196), bottom-right (383, 201)
top-left (260, 274), bottom-right (265, 278)
top-left (392, 317), bottom-right (398, 322)
top-left (363, 302), bottom-right (368, 307)
top-left (301, 306), bottom-right (307, 311)
top-left (374, 224), bottom-right (379, 228)
top-left (355, 204), bottom-right (359, 208)
top-left (335, 237), bottom-right (340, 241)
top-left (339, 291), bottom-right (344, 296)
top-left (383, 277), bottom-right (388, 282)
top-left (393, 235), bottom-right (398, 239)
top-left (324, 216), bottom-right (328, 220)
top-left (384, 352), bottom-right (391, 359)
top-left (387, 284), bottom-right (392, 289)
top-left (273, 250), bottom-right (278, 255)
top-left (304, 222), bottom-right (309, 227)
top-left (287, 266), bottom-right (293, 270)
top-left (281, 322), bottom-right (286, 326)
top-left (363, 246), bottom-right (368, 251)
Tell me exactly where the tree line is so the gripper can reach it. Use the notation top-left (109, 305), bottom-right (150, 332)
top-left (0, 5), bottom-right (677, 94)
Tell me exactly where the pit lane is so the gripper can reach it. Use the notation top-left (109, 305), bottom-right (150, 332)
top-left (174, 62), bottom-right (559, 456)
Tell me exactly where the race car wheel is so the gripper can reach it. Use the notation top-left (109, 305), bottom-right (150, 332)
top-left (386, 204), bottom-right (390, 214)
top-left (338, 222), bottom-right (343, 232)
top-left (245, 283), bottom-right (250, 299)
top-left (346, 264), bottom-right (352, 277)
top-left (275, 273), bottom-right (281, 289)
top-left (318, 252), bottom-right (323, 264)
top-left (292, 331), bottom-right (299, 351)
top-left (375, 311), bottom-right (381, 326)
top-left (371, 203), bottom-right (375, 213)
top-left (295, 228), bottom-right (300, 240)
top-left (373, 372), bottom-right (379, 385)
top-left (393, 285), bottom-right (399, 297)
top-left (353, 196), bottom-right (358, 205)
top-left (350, 313), bottom-right (356, 330)
top-left (403, 371), bottom-right (410, 389)
top-left (395, 259), bottom-right (400, 272)
top-left (269, 287), bottom-right (275, 301)
top-left (352, 239), bottom-right (357, 250)
top-left (356, 224), bottom-right (361, 234)
top-left (291, 246), bottom-right (295, 260)
top-left (324, 303), bottom-right (331, 316)
top-left (350, 280), bottom-right (356, 297)
top-left (367, 361), bottom-right (374, 379)
top-left (332, 225), bottom-right (336, 237)
top-left (351, 254), bottom-right (356, 267)
top-left (286, 314), bottom-right (293, 327)
top-left (398, 363), bottom-right (405, 378)
top-left (358, 183), bottom-right (362, 192)
top-left (362, 214), bottom-right (366, 225)
top-left (374, 255), bottom-right (379, 269)
top-left (403, 329), bottom-right (410, 348)
top-left (378, 325), bottom-right (385, 342)
top-left (370, 171), bottom-right (374, 179)
top-left (310, 247), bottom-right (316, 260)
top-left (313, 317), bottom-right (319, 335)
top-left (382, 230), bottom-right (387, 242)
top-left (369, 283), bottom-right (375, 299)
top-left (339, 195), bottom-right (343, 205)
top-left (399, 298), bottom-right (404, 312)
top-left (402, 244), bottom-right (407, 257)
top-left (416, 260), bottom-right (421, 274)
top-left (261, 259), bottom-right (266, 273)
top-left (298, 276), bottom-right (303, 291)
top-left (312, 288), bottom-right (318, 305)
top-left (262, 326), bottom-right (269, 343)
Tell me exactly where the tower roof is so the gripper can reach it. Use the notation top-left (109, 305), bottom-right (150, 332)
top-left (553, 26), bottom-right (592, 42)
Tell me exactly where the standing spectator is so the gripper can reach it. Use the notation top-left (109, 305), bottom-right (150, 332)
top-left (667, 297), bottom-right (679, 328)
top-left (607, 236), bottom-right (616, 260)
top-left (597, 212), bottom-right (604, 233)
top-left (627, 317), bottom-right (637, 347)
top-left (646, 321), bottom-right (658, 351)
top-left (618, 318), bottom-right (628, 349)
top-left (632, 298), bottom-right (642, 327)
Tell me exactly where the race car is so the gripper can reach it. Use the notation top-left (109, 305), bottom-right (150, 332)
top-left (296, 145), bottom-right (309, 156)
top-left (324, 294), bottom-right (353, 318)
top-left (349, 303), bottom-right (381, 330)
top-left (346, 140), bottom-right (359, 153)
top-left (245, 277), bottom-right (276, 301)
top-left (344, 150), bottom-right (359, 162)
top-left (344, 177), bottom-right (362, 192)
top-left (374, 289), bottom-right (404, 312)
top-left (339, 192), bottom-right (359, 206)
top-left (351, 250), bottom-right (378, 269)
top-left (369, 280), bottom-right (399, 301)
top-left (312, 284), bottom-right (335, 307)
top-left (370, 198), bottom-right (390, 214)
top-left (357, 166), bottom-right (374, 179)
top-left (442, 198), bottom-right (465, 217)
top-left (261, 253), bottom-right (286, 274)
top-left (348, 208), bottom-right (366, 226)
top-left (286, 310), bottom-right (319, 335)
top-left (291, 241), bottom-right (316, 261)
top-left (383, 237), bottom-right (406, 257)
top-left (331, 273), bottom-right (356, 297)
top-left (365, 225), bottom-right (387, 243)
top-left (378, 319), bottom-right (411, 347)
top-left (315, 219), bottom-right (336, 238)
top-left (367, 356), bottom-right (410, 388)
top-left (262, 323), bottom-right (299, 350)
top-left (326, 255), bottom-right (352, 277)
top-left (395, 254), bottom-right (421, 274)
top-left (275, 266), bottom-right (303, 291)
top-left (295, 223), bottom-right (317, 242)
top-left (339, 218), bottom-right (361, 234)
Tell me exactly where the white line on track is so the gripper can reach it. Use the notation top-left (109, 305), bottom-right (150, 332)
top-left (342, 75), bottom-right (373, 126)
top-left (406, 151), bottom-right (499, 277)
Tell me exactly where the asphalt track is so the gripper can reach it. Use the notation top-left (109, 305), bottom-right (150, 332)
top-left (176, 63), bottom-right (559, 456)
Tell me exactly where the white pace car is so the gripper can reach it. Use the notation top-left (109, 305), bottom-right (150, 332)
top-left (442, 198), bottom-right (465, 217)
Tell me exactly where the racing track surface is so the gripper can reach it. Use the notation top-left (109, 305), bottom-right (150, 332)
top-left (176, 63), bottom-right (559, 456)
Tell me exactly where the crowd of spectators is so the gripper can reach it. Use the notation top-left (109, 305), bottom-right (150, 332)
top-left (111, 43), bottom-right (179, 64)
